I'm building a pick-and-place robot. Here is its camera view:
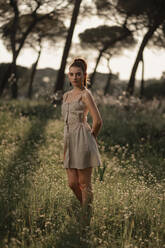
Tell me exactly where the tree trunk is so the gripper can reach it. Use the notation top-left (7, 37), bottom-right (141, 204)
top-left (54, 0), bottom-right (82, 94)
top-left (11, 79), bottom-right (18, 99)
top-left (0, 59), bottom-right (19, 98)
top-left (0, 64), bottom-right (12, 97)
top-left (140, 56), bottom-right (144, 98)
top-left (9, 0), bottom-right (19, 98)
top-left (10, 56), bottom-right (18, 99)
top-left (89, 50), bottom-right (103, 87)
top-left (104, 73), bottom-right (112, 96)
top-left (90, 28), bottom-right (131, 88)
top-left (28, 48), bottom-right (41, 99)
top-left (127, 24), bottom-right (161, 95)
top-left (103, 55), bottom-right (112, 95)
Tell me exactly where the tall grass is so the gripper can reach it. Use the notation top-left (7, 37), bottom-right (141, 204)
top-left (0, 97), bottom-right (165, 248)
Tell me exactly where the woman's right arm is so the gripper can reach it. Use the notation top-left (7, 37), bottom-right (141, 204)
top-left (82, 90), bottom-right (102, 138)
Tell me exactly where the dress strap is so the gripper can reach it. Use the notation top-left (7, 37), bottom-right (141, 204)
top-left (63, 89), bottom-right (87, 103)
top-left (63, 92), bottom-right (69, 102)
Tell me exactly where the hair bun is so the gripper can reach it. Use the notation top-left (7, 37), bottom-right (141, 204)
top-left (74, 58), bottom-right (87, 71)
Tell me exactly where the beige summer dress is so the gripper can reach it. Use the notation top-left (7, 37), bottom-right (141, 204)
top-left (61, 90), bottom-right (101, 169)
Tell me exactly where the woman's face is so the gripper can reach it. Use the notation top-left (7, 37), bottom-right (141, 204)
top-left (68, 66), bottom-right (85, 89)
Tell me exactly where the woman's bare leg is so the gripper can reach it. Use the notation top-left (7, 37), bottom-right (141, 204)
top-left (77, 167), bottom-right (93, 206)
top-left (66, 168), bottom-right (93, 224)
top-left (66, 168), bottom-right (82, 204)
top-left (77, 167), bottom-right (93, 225)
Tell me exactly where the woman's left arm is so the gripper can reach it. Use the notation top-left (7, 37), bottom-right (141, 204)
top-left (82, 90), bottom-right (103, 138)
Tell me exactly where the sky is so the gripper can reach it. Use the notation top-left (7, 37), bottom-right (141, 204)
top-left (0, 15), bottom-right (165, 80)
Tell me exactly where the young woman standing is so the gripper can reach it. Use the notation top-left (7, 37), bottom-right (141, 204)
top-left (61, 58), bottom-right (102, 222)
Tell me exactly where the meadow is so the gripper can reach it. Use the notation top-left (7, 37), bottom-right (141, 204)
top-left (0, 95), bottom-right (165, 248)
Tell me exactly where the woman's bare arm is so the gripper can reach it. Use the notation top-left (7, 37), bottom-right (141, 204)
top-left (82, 90), bottom-right (103, 138)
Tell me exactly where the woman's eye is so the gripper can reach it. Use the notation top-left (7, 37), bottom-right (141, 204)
top-left (69, 72), bottom-right (81, 76)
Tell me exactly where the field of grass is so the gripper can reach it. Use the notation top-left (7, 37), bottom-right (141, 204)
top-left (0, 97), bottom-right (165, 248)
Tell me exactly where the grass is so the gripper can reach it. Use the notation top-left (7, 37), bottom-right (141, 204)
top-left (0, 97), bottom-right (165, 248)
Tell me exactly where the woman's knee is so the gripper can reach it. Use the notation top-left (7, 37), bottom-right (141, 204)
top-left (79, 182), bottom-right (92, 192)
top-left (68, 180), bottom-right (79, 191)
top-left (78, 168), bottom-right (92, 191)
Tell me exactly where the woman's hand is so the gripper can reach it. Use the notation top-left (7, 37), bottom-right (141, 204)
top-left (91, 131), bottom-right (98, 143)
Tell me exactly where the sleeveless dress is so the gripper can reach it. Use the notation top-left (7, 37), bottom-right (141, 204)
top-left (61, 90), bottom-right (101, 169)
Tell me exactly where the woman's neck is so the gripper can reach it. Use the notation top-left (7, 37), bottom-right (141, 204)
top-left (72, 86), bottom-right (85, 92)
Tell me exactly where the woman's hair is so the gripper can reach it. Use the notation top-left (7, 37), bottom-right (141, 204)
top-left (69, 58), bottom-right (88, 88)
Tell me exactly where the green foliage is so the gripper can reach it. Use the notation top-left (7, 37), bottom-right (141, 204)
top-left (79, 25), bottom-right (134, 52)
top-left (98, 97), bottom-right (165, 182)
top-left (143, 79), bottom-right (165, 99)
top-left (1, 13), bottom-right (67, 51)
top-left (94, 0), bottom-right (113, 11)
top-left (118, 0), bottom-right (165, 17)
top-left (0, 99), bottom-right (165, 247)
top-left (100, 103), bottom-right (165, 151)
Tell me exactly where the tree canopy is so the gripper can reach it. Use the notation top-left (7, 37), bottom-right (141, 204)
top-left (1, 13), bottom-right (66, 51)
top-left (0, 0), bottom-right (69, 98)
top-left (79, 25), bottom-right (134, 51)
top-left (79, 24), bottom-right (135, 86)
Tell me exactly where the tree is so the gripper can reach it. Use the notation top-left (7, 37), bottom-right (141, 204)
top-left (139, 55), bottom-right (145, 98)
top-left (79, 25), bottom-right (135, 86)
top-left (117, 0), bottom-right (165, 95)
top-left (54, 0), bottom-right (83, 98)
top-left (27, 43), bottom-right (42, 99)
top-left (2, 13), bottom-right (66, 98)
top-left (103, 54), bottom-right (113, 96)
top-left (94, 0), bottom-right (165, 95)
top-left (0, 0), bottom-right (68, 98)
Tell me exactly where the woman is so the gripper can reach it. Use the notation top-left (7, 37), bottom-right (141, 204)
top-left (61, 58), bottom-right (102, 219)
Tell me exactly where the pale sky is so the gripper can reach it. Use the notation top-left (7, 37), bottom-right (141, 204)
top-left (0, 15), bottom-right (165, 80)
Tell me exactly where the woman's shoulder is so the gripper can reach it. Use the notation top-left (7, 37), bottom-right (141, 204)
top-left (63, 90), bottom-right (72, 96)
top-left (81, 88), bottom-right (95, 103)
top-left (82, 88), bottom-right (93, 98)
top-left (63, 90), bottom-right (72, 101)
